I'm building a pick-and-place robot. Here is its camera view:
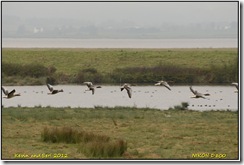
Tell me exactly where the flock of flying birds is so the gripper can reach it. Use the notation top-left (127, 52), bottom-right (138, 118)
top-left (1, 81), bottom-right (239, 99)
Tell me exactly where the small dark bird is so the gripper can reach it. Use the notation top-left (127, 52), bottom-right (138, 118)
top-left (2, 87), bottom-right (20, 99)
top-left (47, 84), bottom-right (63, 95)
top-left (121, 83), bottom-right (132, 98)
top-left (189, 86), bottom-right (210, 99)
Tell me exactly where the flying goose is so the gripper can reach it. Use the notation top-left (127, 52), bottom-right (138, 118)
top-left (83, 82), bottom-right (101, 95)
top-left (189, 86), bottom-right (210, 99)
top-left (47, 84), bottom-right (63, 95)
top-left (121, 83), bottom-right (132, 98)
top-left (2, 87), bottom-right (20, 99)
top-left (231, 82), bottom-right (238, 92)
top-left (155, 80), bottom-right (171, 90)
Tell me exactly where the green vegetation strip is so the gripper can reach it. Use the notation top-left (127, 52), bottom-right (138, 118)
top-left (2, 48), bottom-right (238, 85)
top-left (2, 107), bottom-right (238, 159)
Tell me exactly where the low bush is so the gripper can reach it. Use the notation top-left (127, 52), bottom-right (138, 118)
top-left (2, 62), bottom-right (48, 78)
top-left (111, 64), bottom-right (207, 84)
top-left (74, 68), bottom-right (103, 84)
top-left (169, 102), bottom-right (189, 110)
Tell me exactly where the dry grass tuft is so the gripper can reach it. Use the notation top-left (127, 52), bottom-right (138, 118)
top-left (41, 126), bottom-right (127, 158)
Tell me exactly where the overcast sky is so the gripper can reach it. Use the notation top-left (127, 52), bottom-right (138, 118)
top-left (2, 1), bottom-right (238, 26)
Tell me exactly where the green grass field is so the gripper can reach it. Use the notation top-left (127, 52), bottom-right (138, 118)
top-left (2, 107), bottom-right (239, 160)
top-left (2, 48), bottom-right (237, 75)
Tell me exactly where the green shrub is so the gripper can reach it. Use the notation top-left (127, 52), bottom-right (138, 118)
top-left (2, 62), bottom-right (48, 78)
top-left (74, 69), bottom-right (103, 84)
top-left (22, 63), bottom-right (48, 78)
top-left (170, 102), bottom-right (189, 110)
top-left (110, 65), bottom-right (199, 84)
top-left (46, 77), bottom-right (57, 85)
top-left (2, 62), bottom-right (22, 76)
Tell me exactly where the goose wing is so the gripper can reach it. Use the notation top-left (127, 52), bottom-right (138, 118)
top-left (47, 84), bottom-right (54, 92)
top-left (8, 89), bottom-right (16, 97)
top-left (120, 83), bottom-right (127, 91)
top-left (125, 86), bottom-right (132, 98)
top-left (154, 82), bottom-right (161, 86)
top-left (2, 87), bottom-right (9, 96)
top-left (162, 81), bottom-right (171, 90)
top-left (189, 86), bottom-right (197, 95)
top-left (84, 82), bottom-right (93, 88)
top-left (90, 87), bottom-right (95, 95)
top-left (232, 82), bottom-right (238, 90)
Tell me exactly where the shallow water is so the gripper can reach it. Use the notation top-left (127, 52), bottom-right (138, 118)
top-left (2, 85), bottom-right (238, 111)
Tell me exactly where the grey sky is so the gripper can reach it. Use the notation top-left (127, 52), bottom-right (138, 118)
top-left (2, 1), bottom-right (238, 26)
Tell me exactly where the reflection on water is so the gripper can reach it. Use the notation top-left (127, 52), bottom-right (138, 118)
top-left (2, 85), bottom-right (238, 111)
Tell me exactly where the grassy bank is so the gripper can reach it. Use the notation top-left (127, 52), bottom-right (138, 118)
top-left (2, 48), bottom-right (238, 85)
top-left (2, 107), bottom-right (239, 160)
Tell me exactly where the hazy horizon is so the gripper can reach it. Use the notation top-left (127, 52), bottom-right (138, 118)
top-left (2, 1), bottom-right (238, 39)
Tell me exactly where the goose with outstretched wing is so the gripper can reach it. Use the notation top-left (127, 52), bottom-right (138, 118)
top-left (189, 86), bottom-right (210, 99)
top-left (155, 80), bottom-right (171, 91)
top-left (121, 83), bottom-right (132, 98)
top-left (47, 84), bottom-right (63, 95)
top-left (83, 82), bottom-right (101, 95)
top-left (2, 87), bottom-right (20, 99)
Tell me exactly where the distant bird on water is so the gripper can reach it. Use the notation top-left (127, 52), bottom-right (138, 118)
top-left (120, 83), bottom-right (132, 98)
top-left (2, 87), bottom-right (20, 99)
top-left (83, 82), bottom-right (101, 95)
top-left (231, 82), bottom-right (238, 92)
top-left (155, 80), bottom-right (171, 90)
top-left (47, 84), bottom-right (63, 95)
top-left (189, 86), bottom-right (210, 99)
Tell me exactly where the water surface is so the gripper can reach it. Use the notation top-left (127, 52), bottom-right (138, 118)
top-left (2, 85), bottom-right (238, 111)
top-left (2, 38), bottom-right (237, 48)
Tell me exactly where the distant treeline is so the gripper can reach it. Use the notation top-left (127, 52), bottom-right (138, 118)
top-left (2, 59), bottom-right (238, 85)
